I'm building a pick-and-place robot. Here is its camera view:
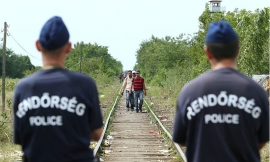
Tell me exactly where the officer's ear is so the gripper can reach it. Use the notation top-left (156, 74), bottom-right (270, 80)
top-left (36, 40), bottom-right (42, 52)
top-left (65, 42), bottom-right (72, 54)
top-left (236, 46), bottom-right (240, 57)
top-left (205, 47), bottom-right (213, 60)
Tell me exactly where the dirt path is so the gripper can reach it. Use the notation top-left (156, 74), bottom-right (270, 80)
top-left (103, 93), bottom-right (177, 162)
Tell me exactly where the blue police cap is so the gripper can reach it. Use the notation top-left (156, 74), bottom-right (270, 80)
top-left (205, 20), bottom-right (238, 43)
top-left (39, 16), bottom-right (69, 50)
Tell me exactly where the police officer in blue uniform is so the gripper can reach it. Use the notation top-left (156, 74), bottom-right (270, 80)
top-left (13, 16), bottom-right (103, 162)
top-left (173, 20), bottom-right (269, 162)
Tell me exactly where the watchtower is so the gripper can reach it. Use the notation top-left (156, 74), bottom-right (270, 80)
top-left (209, 0), bottom-right (222, 13)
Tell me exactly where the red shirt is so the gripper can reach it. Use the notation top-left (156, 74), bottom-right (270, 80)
top-left (132, 77), bottom-right (144, 91)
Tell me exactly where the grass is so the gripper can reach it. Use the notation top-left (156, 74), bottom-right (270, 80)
top-left (146, 85), bottom-right (180, 134)
top-left (0, 79), bottom-right (20, 161)
top-left (96, 78), bottom-right (121, 124)
top-left (0, 142), bottom-right (20, 162)
top-left (261, 143), bottom-right (269, 162)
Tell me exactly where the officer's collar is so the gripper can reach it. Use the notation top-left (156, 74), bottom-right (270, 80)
top-left (43, 64), bottom-right (63, 70)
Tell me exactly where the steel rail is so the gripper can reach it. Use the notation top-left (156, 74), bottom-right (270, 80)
top-left (93, 87), bottom-right (122, 156)
top-left (144, 99), bottom-right (187, 162)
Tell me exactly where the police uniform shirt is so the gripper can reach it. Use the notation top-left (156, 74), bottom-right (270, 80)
top-left (13, 68), bottom-right (103, 162)
top-left (173, 68), bottom-right (269, 162)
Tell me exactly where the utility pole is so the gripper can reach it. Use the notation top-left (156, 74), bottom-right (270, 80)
top-left (1, 22), bottom-right (8, 111)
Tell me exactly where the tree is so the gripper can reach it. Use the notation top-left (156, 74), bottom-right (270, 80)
top-left (135, 5), bottom-right (269, 86)
top-left (65, 42), bottom-right (123, 78)
top-left (0, 48), bottom-right (35, 78)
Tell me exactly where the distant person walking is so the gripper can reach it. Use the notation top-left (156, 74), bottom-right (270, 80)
top-left (121, 70), bottom-right (135, 111)
top-left (173, 20), bottom-right (269, 162)
top-left (119, 73), bottom-right (123, 83)
top-left (131, 70), bottom-right (146, 113)
top-left (13, 16), bottom-right (103, 162)
top-left (132, 70), bottom-right (136, 78)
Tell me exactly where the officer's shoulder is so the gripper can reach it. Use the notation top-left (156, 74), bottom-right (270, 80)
top-left (181, 72), bottom-right (209, 91)
top-left (15, 70), bottom-right (42, 90)
top-left (238, 73), bottom-right (267, 93)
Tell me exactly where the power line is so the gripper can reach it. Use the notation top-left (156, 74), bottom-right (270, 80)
top-left (7, 29), bottom-right (41, 60)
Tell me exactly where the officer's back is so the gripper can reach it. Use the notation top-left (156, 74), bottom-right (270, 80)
top-left (13, 16), bottom-right (103, 162)
top-left (173, 20), bottom-right (269, 162)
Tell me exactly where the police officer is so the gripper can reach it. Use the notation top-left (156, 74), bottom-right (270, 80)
top-left (13, 16), bottom-right (103, 162)
top-left (173, 20), bottom-right (269, 162)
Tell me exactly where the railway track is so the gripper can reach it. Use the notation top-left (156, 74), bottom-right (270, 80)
top-left (94, 90), bottom-right (186, 162)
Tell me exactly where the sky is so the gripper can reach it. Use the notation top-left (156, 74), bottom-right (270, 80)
top-left (0, 0), bottom-right (269, 71)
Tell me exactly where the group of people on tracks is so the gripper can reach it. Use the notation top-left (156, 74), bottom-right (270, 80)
top-left (121, 70), bottom-right (146, 113)
top-left (12, 15), bottom-right (268, 162)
